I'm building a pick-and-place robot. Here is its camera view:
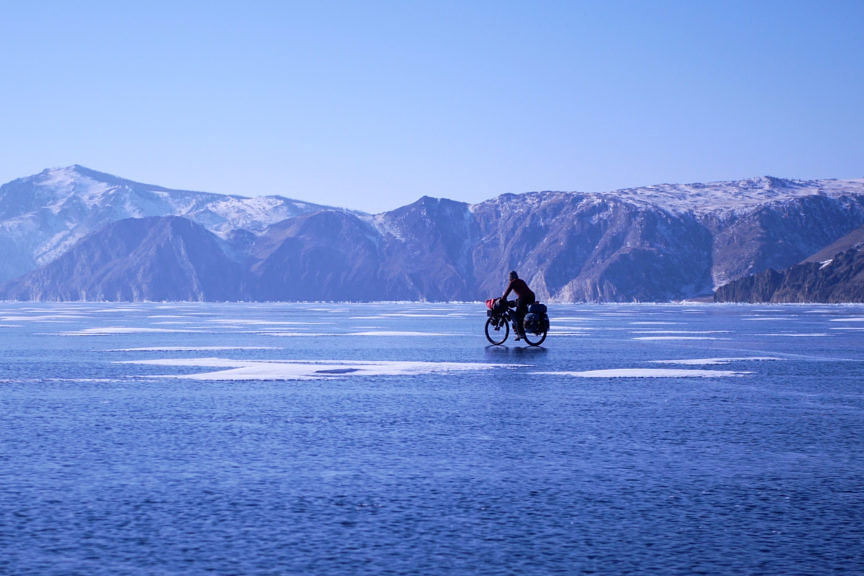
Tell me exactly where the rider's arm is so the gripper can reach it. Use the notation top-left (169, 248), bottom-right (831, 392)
top-left (502, 279), bottom-right (514, 300)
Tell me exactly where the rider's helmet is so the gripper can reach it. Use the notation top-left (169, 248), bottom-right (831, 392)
top-left (509, 270), bottom-right (518, 281)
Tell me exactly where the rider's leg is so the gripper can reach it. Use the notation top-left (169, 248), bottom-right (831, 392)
top-left (515, 298), bottom-right (529, 336)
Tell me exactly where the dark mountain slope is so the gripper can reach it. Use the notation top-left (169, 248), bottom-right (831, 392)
top-left (803, 223), bottom-right (864, 264)
top-left (0, 217), bottom-right (244, 301)
top-left (374, 197), bottom-right (478, 301)
top-left (250, 211), bottom-right (399, 301)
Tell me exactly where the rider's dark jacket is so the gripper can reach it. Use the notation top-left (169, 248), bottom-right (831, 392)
top-left (502, 278), bottom-right (535, 304)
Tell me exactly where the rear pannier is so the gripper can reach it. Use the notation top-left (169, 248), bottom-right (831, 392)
top-left (529, 302), bottom-right (547, 314)
top-left (523, 302), bottom-right (550, 334)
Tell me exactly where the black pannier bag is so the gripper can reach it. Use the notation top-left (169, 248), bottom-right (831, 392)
top-left (529, 302), bottom-right (547, 314)
top-left (523, 302), bottom-right (550, 334)
top-left (486, 297), bottom-right (509, 316)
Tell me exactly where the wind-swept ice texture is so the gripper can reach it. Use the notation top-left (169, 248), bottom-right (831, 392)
top-left (2, 167), bottom-right (864, 301)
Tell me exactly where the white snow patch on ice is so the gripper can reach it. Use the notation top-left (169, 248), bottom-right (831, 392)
top-left (1, 315), bottom-right (88, 322)
top-left (633, 336), bottom-right (725, 341)
top-left (535, 368), bottom-right (751, 378)
top-left (121, 358), bottom-right (514, 380)
top-left (255, 332), bottom-right (335, 337)
top-left (347, 331), bottom-right (454, 337)
top-left (108, 346), bottom-right (279, 352)
top-left (632, 330), bottom-right (729, 335)
top-left (756, 333), bottom-right (829, 337)
top-left (651, 357), bottom-right (782, 366)
top-left (379, 313), bottom-right (445, 318)
top-left (61, 327), bottom-right (200, 336)
top-left (207, 319), bottom-right (325, 326)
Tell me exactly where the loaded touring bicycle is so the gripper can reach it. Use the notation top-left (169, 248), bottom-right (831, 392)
top-left (484, 298), bottom-right (549, 346)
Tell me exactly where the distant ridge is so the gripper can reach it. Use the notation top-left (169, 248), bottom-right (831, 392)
top-left (2, 166), bottom-right (864, 302)
top-left (714, 244), bottom-right (864, 303)
top-left (606, 175), bottom-right (864, 215)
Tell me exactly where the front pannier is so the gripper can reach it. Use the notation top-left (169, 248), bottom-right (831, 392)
top-left (486, 297), bottom-right (509, 316)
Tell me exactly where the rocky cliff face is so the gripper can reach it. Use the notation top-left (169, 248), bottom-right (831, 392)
top-left (2, 167), bottom-right (864, 302)
top-left (468, 193), bottom-right (714, 301)
top-left (714, 244), bottom-right (864, 303)
top-left (705, 195), bottom-right (864, 287)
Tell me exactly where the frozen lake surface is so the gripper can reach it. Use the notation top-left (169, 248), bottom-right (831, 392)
top-left (1, 302), bottom-right (863, 575)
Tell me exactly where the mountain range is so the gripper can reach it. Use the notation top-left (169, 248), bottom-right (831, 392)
top-left (2, 165), bottom-right (864, 302)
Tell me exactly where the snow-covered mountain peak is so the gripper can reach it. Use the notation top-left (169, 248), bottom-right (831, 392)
top-left (35, 165), bottom-right (79, 188)
top-left (464, 177), bottom-right (864, 227)
top-left (0, 165), bottom-right (346, 281)
top-left (0, 165), bottom-right (342, 235)
top-left (29, 165), bottom-right (138, 195)
top-left (594, 176), bottom-right (864, 216)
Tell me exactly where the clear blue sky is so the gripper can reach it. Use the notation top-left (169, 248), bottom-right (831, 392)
top-left (1, 0), bottom-right (862, 213)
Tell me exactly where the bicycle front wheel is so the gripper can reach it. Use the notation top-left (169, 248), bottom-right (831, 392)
top-left (485, 316), bottom-right (509, 345)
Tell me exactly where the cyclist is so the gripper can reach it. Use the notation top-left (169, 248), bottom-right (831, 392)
top-left (501, 270), bottom-right (535, 340)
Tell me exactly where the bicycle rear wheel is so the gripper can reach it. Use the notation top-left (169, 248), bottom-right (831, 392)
top-left (523, 328), bottom-right (547, 347)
